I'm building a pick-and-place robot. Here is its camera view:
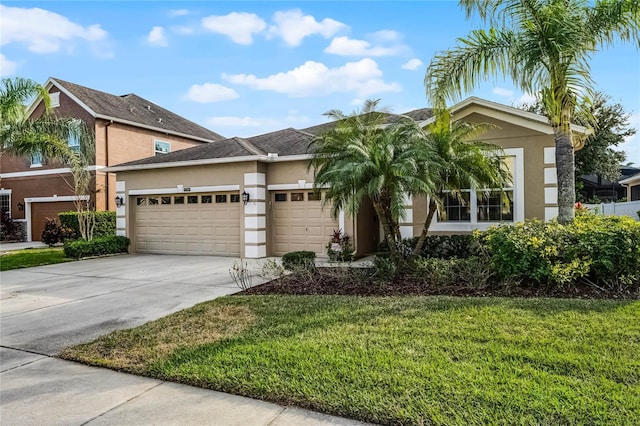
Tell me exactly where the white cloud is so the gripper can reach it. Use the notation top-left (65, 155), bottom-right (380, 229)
top-left (370, 30), bottom-right (400, 42)
top-left (184, 83), bottom-right (239, 103)
top-left (268, 9), bottom-right (346, 46)
top-left (171, 26), bottom-right (195, 35)
top-left (401, 58), bottom-right (423, 71)
top-left (223, 58), bottom-right (401, 98)
top-left (492, 87), bottom-right (514, 97)
top-left (201, 12), bottom-right (266, 45)
top-left (0, 5), bottom-right (108, 54)
top-left (168, 9), bottom-right (189, 17)
top-left (514, 92), bottom-right (537, 106)
top-left (147, 26), bottom-right (168, 47)
top-left (324, 36), bottom-right (401, 57)
top-left (0, 54), bottom-right (18, 76)
top-left (206, 116), bottom-right (278, 127)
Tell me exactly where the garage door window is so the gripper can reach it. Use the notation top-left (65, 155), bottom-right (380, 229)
top-left (307, 192), bottom-right (321, 201)
top-left (275, 193), bottom-right (287, 202)
top-left (291, 192), bottom-right (304, 201)
top-left (230, 194), bottom-right (240, 203)
top-left (174, 196), bottom-right (184, 204)
top-left (202, 195), bottom-right (213, 204)
top-left (216, 195), bottom-right (227, 203)
top-left (161, 196), bottom-right (171, 205)
top-left (188, 195), bottom-right (198, 204)
top-left (149, 197), bottom-right (159, 205)
top-left (137, 197), bottom-right (146, 206)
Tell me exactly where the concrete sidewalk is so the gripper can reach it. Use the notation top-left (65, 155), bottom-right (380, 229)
top-left (1, 348), bottom-right (365, 426)
top-left (0, 241), bottom-right (49, 253)
top-left (0, 255), bottom-right (371, 425)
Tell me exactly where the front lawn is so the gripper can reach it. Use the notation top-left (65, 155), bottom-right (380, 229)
top-left (0, 247), bottom-right (72, 271)
top-left (61, 296), bottom-right (640, 425)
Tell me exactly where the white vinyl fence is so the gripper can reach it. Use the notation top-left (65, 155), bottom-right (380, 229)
top-left (585, 200), bottom-right (640, 221)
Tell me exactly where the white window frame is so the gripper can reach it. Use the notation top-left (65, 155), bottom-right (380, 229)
top-left (0, 189), bottom-right (11, 217)
top-left (154, 140), bottom-right (171, 156)
top-left (430, 148), bottom-right (524, 232)
top-left (50, 92), bottom-right (60, 108)
top-left (68, 119), bottom-right (81, 153)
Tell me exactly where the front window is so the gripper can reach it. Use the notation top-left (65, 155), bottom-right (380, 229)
top-left (477, 190), bottom-right (513, 222)
top-left (155, 140), bottom-right (170, 156)
top-left (439, 192), bottom-right (471, 221)
top-left (0, 194), bottom-right (10, 215)
top-left (31, 151), bottom-right (43, 167)
top-left (68, 132), bottom-right (80, 153)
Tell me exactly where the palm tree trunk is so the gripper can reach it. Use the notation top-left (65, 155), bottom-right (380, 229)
top-left (410, 197), bottom-right (438, 260)
top-left (372, 202), bottom-right (401, 266)
top-left (554, 127), bottom-right (575, 225)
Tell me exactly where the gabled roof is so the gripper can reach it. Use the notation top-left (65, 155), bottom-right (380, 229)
top-left (31, 78), bottom-right (225, 143)
top-left (107, 127), bottom-right (316, 171)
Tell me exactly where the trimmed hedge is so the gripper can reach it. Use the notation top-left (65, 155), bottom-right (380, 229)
top-left (63, 236), bottom-right (130, 259)
top-left (282, 251), bottom-right (316, 271)
top-left (479, 215), bottom-right (640, 288)
top-left (59, 211), bottom-right (116, 240)
top-left (378, 234), bottom-right (476, 259)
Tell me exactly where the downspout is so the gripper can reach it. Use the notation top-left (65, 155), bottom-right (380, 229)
top-left (104, 120), bottom-right (113, 210)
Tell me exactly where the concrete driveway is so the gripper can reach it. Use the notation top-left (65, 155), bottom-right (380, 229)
top-left (0, 254), bottom-right (366, 426)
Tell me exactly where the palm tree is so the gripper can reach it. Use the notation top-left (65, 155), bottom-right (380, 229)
top-left (1, 77), bottom-right (87, 163)
top-left (425, 0), bottom-right (639, 224)
top-left (310, 100), bottom-right (439, 267)
top-left (1, 77), bottom-right (96, 239)
top-left (411, 111), bottom-right (512, 259)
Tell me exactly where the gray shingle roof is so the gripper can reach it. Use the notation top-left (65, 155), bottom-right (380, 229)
top-left (109, 108), bottom-right (432, 169)
top-left (114, 137), bottom-right (257, 167)
top-left (299, 108), bottom-right (433, 135)
top-left (52, 78), bottom-right (225, 142)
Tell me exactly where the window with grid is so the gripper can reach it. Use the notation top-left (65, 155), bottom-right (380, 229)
top-left (439, 192), bottom-right (471, 222)
top-left (0, 194), bottom-right (10, 215)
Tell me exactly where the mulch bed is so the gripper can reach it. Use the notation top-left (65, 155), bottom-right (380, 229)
top-left (242, 267), bottom-right (639, 299)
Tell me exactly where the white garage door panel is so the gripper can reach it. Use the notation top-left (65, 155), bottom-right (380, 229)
top-left (272, 191), bottom-right (338, 257)
top-left (135, 195), bottom-right (241, 256)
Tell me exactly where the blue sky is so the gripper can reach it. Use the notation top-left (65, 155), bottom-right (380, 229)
top-left (2, 1), bottom-right (639, 162)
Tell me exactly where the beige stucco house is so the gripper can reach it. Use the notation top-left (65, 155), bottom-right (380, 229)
top-left (106, 97), bottom-right (589, 258)
top-left (620, 173), bottom-right (640, 201)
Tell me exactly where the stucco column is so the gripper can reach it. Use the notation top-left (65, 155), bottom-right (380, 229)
top-left (243, 172), bottom-right (267, 258)
top-left (115, 181), bottom-right (126, 236)
top-left (399, 193), bottom-right (414, 239)
top-left (543, 147), bottom-right (559, 221)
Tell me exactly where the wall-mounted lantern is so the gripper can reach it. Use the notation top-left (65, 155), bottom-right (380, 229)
top-left (241, 191), bottom-right (250, 205)
top-left (17, 202), bottom-right (24, 211)
top-left (115, 196), bottom-right (125, 208)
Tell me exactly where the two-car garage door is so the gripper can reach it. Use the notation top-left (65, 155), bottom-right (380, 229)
top-left (134, 193), bottom-right (241, 256)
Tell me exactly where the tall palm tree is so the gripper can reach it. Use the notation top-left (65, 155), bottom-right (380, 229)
top-left (311, 100), bottom-right (439, 266)
top-left (411, 111), bottom-right (512, 259)
top-left (425, 0), bottom-right (639, 224)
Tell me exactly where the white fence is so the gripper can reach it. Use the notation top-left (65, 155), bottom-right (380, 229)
top-left (585, 200), bottom-right (640, 220)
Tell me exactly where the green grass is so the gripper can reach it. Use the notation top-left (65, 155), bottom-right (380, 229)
top-left (0, 248), bottom-right (72, 271)
top-left (61, 296), bottom-right (640, 425)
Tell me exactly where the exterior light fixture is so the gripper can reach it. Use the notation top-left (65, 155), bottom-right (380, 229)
top-left (241, 191), bottom-right (250, 205)
top-left (17, 202), bottom-right (24, 211)
top-left (115, 196), bottom-right (125, 208)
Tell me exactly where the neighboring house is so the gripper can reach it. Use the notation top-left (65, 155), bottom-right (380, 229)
top-left (106, 97), bottom-right (589, 259)
top-left (0, 78), bottom-right (224, 241)
top-left (580, 166), bottom-right (640, 202)
top-left (619, 172), bottom-right (640, 201)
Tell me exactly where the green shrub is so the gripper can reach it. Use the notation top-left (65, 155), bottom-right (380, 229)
top-left (63, 235), bottom-right (130, 259)
top-left (58, 211), bottom-right (116, 240)
top-left (282, 251), bottom-right (316, 271)
top-left (480, 216), bottom-right (640, 289)
top-left (378, 234), bottom-right (476, 259)
top-left (41, 218), bottom-right (62, 247)
top-left (412, 256), bottom-right (495, 289)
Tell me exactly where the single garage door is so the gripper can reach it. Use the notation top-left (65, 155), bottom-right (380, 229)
top-left (134, 193), bottom-right (241, 256)
top-left (272, 190), bottom-right (338, 256)
top-left (31, 201), bottom-right (76, 241)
